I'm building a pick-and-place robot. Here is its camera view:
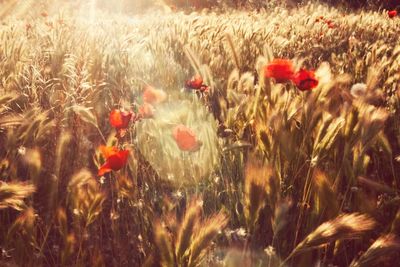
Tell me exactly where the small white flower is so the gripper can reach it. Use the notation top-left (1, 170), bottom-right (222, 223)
top-left (73, 209), bottom-right (79, 215)
top-left (18, 146), bottom-right (26, 156)
top-left (236, 228), bottom-right (247, 237)
top-left (173, 190), bottom-right (183, 198)
top-left (264, 245), bottom-right (276, 257)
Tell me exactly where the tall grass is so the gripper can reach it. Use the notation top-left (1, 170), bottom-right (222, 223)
top-left (1, 1), bottom-right (400, 266)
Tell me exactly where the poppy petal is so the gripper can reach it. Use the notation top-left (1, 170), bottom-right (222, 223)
top-left (98, 162), bottom-right (112, 176)
top-left (186, 74), bottom-right (204, 90)
top-left (143, 86), bottom-right (167, 104)
top-left (99, 145), bottom-right (118, 159)
top-left (109, 110), bottom-right (123, 128)
top-left (98, 149), bottom-right (129, 176)
top-left (173, 125), bottom-right (201, 152)
top-left (388, 10), bottom-right (397, 18)
top-left (264, 59), bottom-right (294, 83)
top-left (293, 69), bottom-right (318, 91)
top-left (107, 150), bottom-right (129, 171)
top-left (109, 109), bottom-right (133, 129)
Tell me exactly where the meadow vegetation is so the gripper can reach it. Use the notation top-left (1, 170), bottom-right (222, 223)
top-left (1, 1), bottom-right (400, 266)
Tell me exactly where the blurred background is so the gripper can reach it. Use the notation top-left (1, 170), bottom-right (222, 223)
top-left (1, 0), bottom-right (399, 16)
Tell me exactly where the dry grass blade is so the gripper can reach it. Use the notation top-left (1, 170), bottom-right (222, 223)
top-left (188, 212), bottom-right (228, 267)
top-left (225, 33), bottom-right (240, 70)
top-left (0, 115), bottom-right (23, 128)
top-left (227, 69), bottom-right (240, 92)
top-left (176, 199), bottom-right (202, 263)
top-left (184, 45), bottom-right (202, 76)
top-left (283, 213), bottom-right (376, 264)
top-left (357, 176), bottom-right (396, 194)
top-left (0, 92), bottom-right (18, 106)
top-left (244, 161), bottom-right (270, 232)
top-left (272, 198), bottom-right (292, 237)
top-left (56, 207), bottom-right (68, 238)
top-left (55, 132), bottom-right (72, 179)
top-left (71, 105), bottom-right (98, 128)
top-left (350, 234), bottom-right (400, 267)
top-left (67, 169), bottom-right (93, 191)
top-left (49, 132), bottom-right (72, 211)
top-left (7, 207), bottom-right (36, 238)
top-left (22, 148), bottom-right (42, 184)
top-left (313, 117), bottom-right (344, 162)
top-left (391, 208), bottom-right (400, 235)
top-left (356, 102), bottom-right (389, 146)
top-left (313, 170), bottom-right (339, 219)
top-left (154, 222), bottom-right (175, 267)
top-left (0, 182), bottom-right (35, 211)
top-left (68, 170), bottom-right (105, 227)
top-left (61, 233), bottom-right (76, 265)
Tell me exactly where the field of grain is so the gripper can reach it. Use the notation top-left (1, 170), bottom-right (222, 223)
top-left (1, 1), bottom-right (400, 266)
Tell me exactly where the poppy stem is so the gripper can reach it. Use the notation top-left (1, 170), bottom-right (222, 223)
top-left (96, 126), bottom-right (107, 143)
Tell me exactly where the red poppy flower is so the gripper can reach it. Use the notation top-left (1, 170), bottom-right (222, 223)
top-left (143, 86), bottom-right (167, 104)
top-left (185, 74), bottom-right (204, 90)
top-left (264, 59), bottom-right (295, 83)
top-left (138, 102), bottom-right (154, 118)
top-left (326, 21), bottom-right (335, 28)
top-left (109, 109), bottom-right (133, 130)
top-left (98, 146), bottom-right (129, 176)
top-left (292, 69), bottom-right (318, 91)
top-left (172, 125), bottom-right (202, 152)
top-left (388, 10), bottom-right (397, 18)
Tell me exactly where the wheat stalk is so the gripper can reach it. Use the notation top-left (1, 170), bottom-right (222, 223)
top-left (176, 198), bottom-right (202, 264)
top-left (282, 213), bottom-right (376, 265)
top-left (350, 234), bottom-right (400, 267)
top-left (0, 182), bottom-right (35, 211)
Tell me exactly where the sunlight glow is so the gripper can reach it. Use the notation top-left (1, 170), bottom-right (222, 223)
top-left (89, 0), bottom-right (97, 24)
top-left (0, 0), bottom-right (34, 19)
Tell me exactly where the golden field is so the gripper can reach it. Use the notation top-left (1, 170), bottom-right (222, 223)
top-left (1, 1), bottom-right (400, 266)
